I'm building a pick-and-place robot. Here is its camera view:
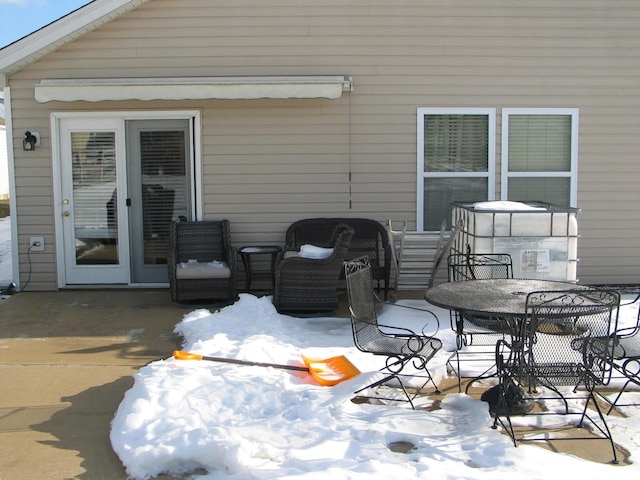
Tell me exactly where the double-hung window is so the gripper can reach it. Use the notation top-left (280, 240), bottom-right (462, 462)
top-left (417, 108), bottom-right (496, 231)
top-left (501, 108), bottom-right (579, 207)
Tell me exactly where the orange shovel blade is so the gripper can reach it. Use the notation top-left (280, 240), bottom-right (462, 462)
top-left (302, 354), bottom-right (361, 386)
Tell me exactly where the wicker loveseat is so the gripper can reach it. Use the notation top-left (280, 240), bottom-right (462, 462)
top-left (273, 224), bottom-right (354, 315)
top-left (284, 217), bottom-right (392, 299)
top-left (168, 220), bottom-right (238, 305)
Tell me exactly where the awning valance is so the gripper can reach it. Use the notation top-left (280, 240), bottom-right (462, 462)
top-left (34, 76), bottom-right (353, 103)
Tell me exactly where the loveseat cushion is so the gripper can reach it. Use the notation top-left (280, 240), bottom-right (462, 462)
top-left (299, 244), bottom-right (334, 259)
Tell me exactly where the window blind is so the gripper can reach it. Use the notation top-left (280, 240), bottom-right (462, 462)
top-left (508, 115), bottom-right (571, 172)
top-left (424, 115), bottom-right (489, 173)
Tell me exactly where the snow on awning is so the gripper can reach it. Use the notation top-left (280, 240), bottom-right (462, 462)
top-left (34, 76), bottom-right (354, 102)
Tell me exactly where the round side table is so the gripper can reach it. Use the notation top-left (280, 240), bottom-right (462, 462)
top-left (238, 246), bottom-right (282, 292)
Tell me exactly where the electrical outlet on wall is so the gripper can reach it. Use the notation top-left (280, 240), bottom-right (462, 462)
top-left (29, 236), bottom-right (45, 252)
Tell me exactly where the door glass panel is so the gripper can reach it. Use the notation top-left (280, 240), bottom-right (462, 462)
top-left (127, 119), bottom-right (191, 284)
top-left (71, 131), bottom-right (119, 265)
top-left (139, 130), bottom-right (187, 265)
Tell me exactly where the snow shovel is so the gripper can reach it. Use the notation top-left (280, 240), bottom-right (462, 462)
top-left (173, 350), bottom-right (361, 386)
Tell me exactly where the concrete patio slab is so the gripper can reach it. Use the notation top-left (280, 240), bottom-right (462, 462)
top-left (0, 289), bottom-right (189, 480)
top-left (0, 289), bottom-right (631, 479)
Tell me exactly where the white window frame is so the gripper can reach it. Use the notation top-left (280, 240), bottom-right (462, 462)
top-left (501, 108), bottom-right (579, 207)
top-left (417, 108), bottom-right (496, 231)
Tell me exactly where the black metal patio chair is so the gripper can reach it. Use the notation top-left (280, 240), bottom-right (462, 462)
top-left (344, 259), bottom-right (442, 409)
top-left (447, 252), bottom-right (514, 391)
top-left (605, 332), bottom-right (640, 415)
top-left (591, 286), bottom-right (640, 414)
top-left (493, 288), bottom-right (621, 463)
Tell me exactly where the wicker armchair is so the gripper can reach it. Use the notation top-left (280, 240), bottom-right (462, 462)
top-left (167, 220), bottom-right (238, 305)
top-left (273, 224), bottom-right (354, 315)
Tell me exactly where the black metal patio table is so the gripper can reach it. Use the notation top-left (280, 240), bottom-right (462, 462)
top-left (425, 278), bottom-right (592, 399)
top-left (426, 278), bottom-right (622, 462)
top-left (425, 278), bottom-right (588, 321)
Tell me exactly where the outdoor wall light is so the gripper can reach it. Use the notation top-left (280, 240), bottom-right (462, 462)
top-left (23, 131), bottom-right (40, 151)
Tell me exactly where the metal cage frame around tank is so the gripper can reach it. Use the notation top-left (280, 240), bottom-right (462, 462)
top-left (450, 201), bottom-right (581, 282)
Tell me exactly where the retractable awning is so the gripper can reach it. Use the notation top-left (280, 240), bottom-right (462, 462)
top-left (34, 76), bottom-right (354, 103)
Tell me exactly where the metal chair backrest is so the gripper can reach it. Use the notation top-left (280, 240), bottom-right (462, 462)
top-left (448, 252), bottom-right (513, 282)
top-left (524, 288), bottom-right (621, 387)
top-left (344, 260), bottom-right (382, 353)
top-left (447, 252), bottom-right (514, 339)
top-left (613, 287), bottom-right (640, 340)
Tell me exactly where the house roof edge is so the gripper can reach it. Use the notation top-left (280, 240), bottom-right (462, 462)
top-left (0, 0), bottom-right (151, 87)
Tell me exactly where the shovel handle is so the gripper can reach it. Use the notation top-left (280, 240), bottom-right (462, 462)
top-left (173, 350), bottom-right (309, 372)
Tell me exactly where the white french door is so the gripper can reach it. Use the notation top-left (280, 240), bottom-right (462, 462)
top-left (59, 118), bottom-right (130, 284)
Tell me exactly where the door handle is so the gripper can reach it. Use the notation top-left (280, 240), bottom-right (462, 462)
top-left (64, 211), bottom-right (70, 217)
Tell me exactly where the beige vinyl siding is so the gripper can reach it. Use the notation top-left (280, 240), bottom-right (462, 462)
top-left (6, 0), bottom-right (640, 289)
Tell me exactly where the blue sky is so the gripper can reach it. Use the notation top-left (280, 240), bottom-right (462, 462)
top-left (0, 0), bottom-right (93, 49)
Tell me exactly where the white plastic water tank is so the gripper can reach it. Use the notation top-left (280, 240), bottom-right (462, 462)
top-left (452, 201), bottom-right (580, 282)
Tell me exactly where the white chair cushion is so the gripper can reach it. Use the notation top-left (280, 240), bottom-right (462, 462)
top-left (299, 244), bottom-right (334, 259)
top-left (176, 260), bottom-right (231, 280)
